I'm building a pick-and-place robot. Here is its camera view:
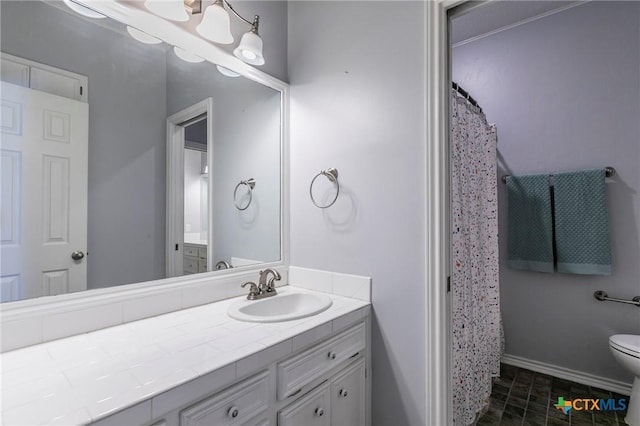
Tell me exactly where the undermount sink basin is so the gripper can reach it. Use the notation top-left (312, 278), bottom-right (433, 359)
top-left (228, 291), bottom-right (333, 323)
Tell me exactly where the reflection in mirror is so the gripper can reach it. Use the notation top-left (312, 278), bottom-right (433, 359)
top-left (0, 0), bottom-right (282, 303)
top-left (183, 118), bottom-right (209, 275)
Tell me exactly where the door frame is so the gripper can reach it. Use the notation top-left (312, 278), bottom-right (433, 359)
top-left (166, 98), bottom-right (214, 277)
top-left (424, 1), bottom-right (472, 424)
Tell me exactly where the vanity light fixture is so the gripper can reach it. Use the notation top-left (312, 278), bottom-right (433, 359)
top-left (145, 0), bottom-right (265, 66)
top-left (232, 16), bottom-right (264, 66)
top-left (126, 26), bottom-right (163, 45)
top-left (196, 0), bottom-right (233, 44)
top-left (62, 0), bottom-right (105, 19)
top-left (173, 46), bottom-right (205, 63)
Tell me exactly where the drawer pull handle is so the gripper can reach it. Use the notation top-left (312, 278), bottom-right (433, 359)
top-left (339, 389), bottom-right (348, 398)
top-left (327, 351), bottom-right (337, 360)
top-left (227, 406), bottom-right (239, 419)
top-left (315, 407), bottom-right (324, 417)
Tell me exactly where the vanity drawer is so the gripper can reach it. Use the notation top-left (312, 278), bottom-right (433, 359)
top-left (180, 371), bottom-right (269, 426)
top-left (278, 382), bottom-right (330, 426)
top-left (184, 256), bottom-right (199, 274)
top-left (184, 245), bottom-right (199, 257)
top-left (277, 322), bottom-right (366, 400)
top-left (198, 259), bottom-right (207, 273)
top-left (198, 247), bottom-right (207, 259)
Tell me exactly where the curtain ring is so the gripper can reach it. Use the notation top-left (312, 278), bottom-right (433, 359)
top-left (234, 178), bottom-right (255, 210)
top-left (310, 168), bottom-right (339, 209)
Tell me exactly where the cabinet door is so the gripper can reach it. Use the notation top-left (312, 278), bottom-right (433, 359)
top-left (330, 359), bottom-right (365, 426)
top-left (278, 383), bottom-right (330, 426)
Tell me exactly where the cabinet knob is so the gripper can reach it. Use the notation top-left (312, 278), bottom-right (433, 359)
top-left (315, 407), bottom-right (324, 417)
top-left (327, 351), bottom-right (336, 360)
top-left (339, 388), bottom-right (348, 398)
top-left (227, 406), bottom-right (239, 419)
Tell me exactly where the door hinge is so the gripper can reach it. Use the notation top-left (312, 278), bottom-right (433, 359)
top-left (447, 276), bottom-right (451, 293)
top-left (175, 243), bottom-right (179, 251)
top-left (80, 86), bottom-right (83, 96)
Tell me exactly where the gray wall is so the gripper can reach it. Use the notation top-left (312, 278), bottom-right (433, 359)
top-left (166, 56), bottom-right (281, 266)
top-left (288, 2), bottom-right (427, 425)
top-left (452, 1), bottom-right (640, 382)
top-left (1, 1), bottom-right (168, 290)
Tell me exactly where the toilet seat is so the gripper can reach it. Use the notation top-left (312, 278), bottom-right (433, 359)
top-left (610, 334), bottom-right (640, 359)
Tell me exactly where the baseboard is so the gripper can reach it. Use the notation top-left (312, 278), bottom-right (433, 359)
top-left (501, 354), bottom-right (633, 396)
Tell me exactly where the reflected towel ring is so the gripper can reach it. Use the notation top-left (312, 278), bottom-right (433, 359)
top-left (310, 168), bottom-right (339, 209)
top-left (234, 178), bottom-right (255, 210)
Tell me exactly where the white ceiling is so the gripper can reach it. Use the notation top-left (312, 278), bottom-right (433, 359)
top-left (450, 1), bottom-right (586, 45)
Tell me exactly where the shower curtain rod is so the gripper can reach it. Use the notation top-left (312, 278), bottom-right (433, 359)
top-left (452, 81), bottom-right (482, 111)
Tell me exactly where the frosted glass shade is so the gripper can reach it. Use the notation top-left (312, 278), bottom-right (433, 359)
top-left (173, 47), bottom-right (205, 63)
top-left (216, 65), bottom-right (240, 78)
top-left (126, 26), bottom-right (162, 45)
top-left (144, 0), bottom-right (189, 22)
top-left (62, 0), bottom-right (105, 18)
top-left (233, 31), bottom-right (265, 65)
top-left (196, 3), bottom-right (233, 44)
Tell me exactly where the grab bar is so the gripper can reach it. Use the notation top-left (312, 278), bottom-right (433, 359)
top-left (594, 291), bottom-right (640, 307)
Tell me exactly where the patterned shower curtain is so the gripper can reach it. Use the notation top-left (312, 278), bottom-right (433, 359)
top-left (450, 90), bottom-right (502, 425)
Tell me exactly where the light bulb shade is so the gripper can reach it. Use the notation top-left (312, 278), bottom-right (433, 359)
top-left (127, 26), bottom-right (162, 45)
top-left (173, 47), bottom-right (205, 63)
top-left (196, 3), bottom-right (233, 44)
top-left (144, 0), bottom-right (189, 22)
top-left (216, 65), bottom-right (240, 78)
top-left (233, 31), bottom-right (265, 65)
top-left (62, 0), bottom-right (105, 18)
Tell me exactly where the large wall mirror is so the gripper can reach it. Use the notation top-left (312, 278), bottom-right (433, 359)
top-left (0, 0), bottom-right (283, 303)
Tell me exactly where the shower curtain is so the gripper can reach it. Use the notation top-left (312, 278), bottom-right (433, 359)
top-left (450, 90), bottom-right (502, 425)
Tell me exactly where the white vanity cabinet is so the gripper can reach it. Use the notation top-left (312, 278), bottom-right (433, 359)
top-left (183, 244), bottom-right (207, 274)
top-left (86, 305), bottom-right (370, 426)
top-left (278, 359), bottom-right (365, 426)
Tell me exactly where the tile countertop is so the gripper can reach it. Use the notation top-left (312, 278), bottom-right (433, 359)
top-left (0, 286), bottom-right (370, 426)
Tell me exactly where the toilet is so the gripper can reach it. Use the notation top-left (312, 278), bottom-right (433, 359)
top-left (610, 334), bottom-right (640, 425)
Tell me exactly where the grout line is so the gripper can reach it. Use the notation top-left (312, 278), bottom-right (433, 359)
top-left (544, 381), bottom-right (550, 426)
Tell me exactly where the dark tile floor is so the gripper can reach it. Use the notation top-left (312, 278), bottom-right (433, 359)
top-left (474, 364), bottom-right (630, 426)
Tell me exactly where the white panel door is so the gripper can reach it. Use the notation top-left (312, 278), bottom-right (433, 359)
top-left (0, 81), bottom-right (88, 301)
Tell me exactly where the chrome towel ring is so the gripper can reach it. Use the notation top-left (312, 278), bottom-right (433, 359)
top-left (310, 168), bottom-right (339, 209)
top-left (234, 178), bottom-right (256, 210)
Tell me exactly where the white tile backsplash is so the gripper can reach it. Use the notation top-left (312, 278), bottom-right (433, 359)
top-left (332, 272), bottom-right (371, 301)
top-left (42, 303), bottom-right (124, 342)
top-left (288, 266), bottom-right (333, 293)
top-left (1, 317), bottom-right (43, 352)
top-left (122, 291), bottom-right (182, 323)
top-left (289, 266), bottom-right (371, 302)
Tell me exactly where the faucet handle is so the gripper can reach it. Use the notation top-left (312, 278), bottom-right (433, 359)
top-left (241, 281), bottom-right (259, 300)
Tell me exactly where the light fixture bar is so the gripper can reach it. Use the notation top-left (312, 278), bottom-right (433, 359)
top-left (221, 0), bottom-right (254, 27)
top-left (184, 0), bottom-right (202, 15)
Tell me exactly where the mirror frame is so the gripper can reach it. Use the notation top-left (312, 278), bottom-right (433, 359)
top-left (0, 0), bottom-right (289, 339)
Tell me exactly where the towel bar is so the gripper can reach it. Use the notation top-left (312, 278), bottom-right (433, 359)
top-left (501, 166), bottom-right (615, 183)
top-left (594, 290), bottom-right (640, 307)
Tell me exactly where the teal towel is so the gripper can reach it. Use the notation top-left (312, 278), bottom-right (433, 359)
top-left (553, 169), bottom-right (612, 275)
top-left (506, 174), bottom-right (554, 273)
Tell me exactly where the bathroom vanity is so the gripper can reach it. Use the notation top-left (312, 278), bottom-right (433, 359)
top-left (0, 287), bottom-right (371, 426)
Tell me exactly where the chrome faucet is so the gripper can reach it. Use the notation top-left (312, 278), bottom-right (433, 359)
top-left (215, 260), bottom-right (232, 270)
top-left (259, 268), bottom-right (281, 295)
top-left (240, 269), bottom-right (281, 300)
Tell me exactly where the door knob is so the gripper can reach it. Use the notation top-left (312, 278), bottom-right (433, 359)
top-left (71, 251), bottom-right (85, 261)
